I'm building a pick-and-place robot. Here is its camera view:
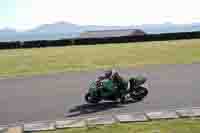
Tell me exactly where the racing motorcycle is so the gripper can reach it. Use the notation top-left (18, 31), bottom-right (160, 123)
top-left (85, 75), bottom-right (148, 104)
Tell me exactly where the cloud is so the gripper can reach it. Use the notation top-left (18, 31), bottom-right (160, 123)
top-left (10, 0), bottom-right (200, 30)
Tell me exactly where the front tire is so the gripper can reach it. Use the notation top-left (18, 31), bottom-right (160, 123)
top-left (130, 87), bottom-right (148, 101)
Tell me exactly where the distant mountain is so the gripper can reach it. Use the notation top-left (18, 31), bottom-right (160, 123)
top-left (136, 22), bottom-right (200, 34)
top-left (28, 22), bottom-right (81, 34)
top-left (0, 28), bottom-right (17, 35)
top-left (1, 22), bottom-right (200, 42)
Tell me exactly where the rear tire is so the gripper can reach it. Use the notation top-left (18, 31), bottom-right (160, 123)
top-left (119, 96), bottom-right (126, 104)
top-left (85, 93), bottom-right (100, 104)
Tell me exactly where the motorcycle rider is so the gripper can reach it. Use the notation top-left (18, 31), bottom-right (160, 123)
top-left (96, 69), bottom-right (126, 101)
top-left (96, 69), bottom-right (119, 85)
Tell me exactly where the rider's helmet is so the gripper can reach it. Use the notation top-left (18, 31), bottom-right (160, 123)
top-left (104, 69), bottom-right (113, 78)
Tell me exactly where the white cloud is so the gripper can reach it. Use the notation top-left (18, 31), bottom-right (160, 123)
top-left (14, 0), bottom-right (200, 30)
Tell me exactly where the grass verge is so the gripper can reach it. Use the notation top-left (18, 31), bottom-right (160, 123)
top-left (38, 118), bottom-right (200, 133)
top-left (1, 39), bottom-right (200, 77)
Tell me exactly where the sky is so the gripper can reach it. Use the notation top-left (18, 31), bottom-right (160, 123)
top-left (0, 0), bottom-right (200, 31)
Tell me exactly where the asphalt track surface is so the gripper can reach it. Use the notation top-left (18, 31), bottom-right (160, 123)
top-left (0, 64), bottom-right (200, 125)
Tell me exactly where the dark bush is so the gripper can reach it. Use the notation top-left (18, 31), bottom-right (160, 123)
top-left (1, 31), bottom-right (200, 50)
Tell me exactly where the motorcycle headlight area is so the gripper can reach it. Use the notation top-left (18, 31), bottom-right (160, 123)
top-left (140, 82), bottom-right (149, 89)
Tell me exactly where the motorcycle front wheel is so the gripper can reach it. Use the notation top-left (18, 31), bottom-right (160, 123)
top-left (130, 87), bottom-right (148, 101)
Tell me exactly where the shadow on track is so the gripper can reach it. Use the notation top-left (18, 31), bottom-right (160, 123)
top-left (66, 100), bottom-right (139, 118)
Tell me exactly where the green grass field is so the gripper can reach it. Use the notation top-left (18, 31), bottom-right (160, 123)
top-left (39, 118), bottom-right (200, 133)
top-left (0, 39), bottom-right (200, 77)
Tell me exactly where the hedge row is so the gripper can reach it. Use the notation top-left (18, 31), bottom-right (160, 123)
top-left (0, 31), bottom-right (200, 49)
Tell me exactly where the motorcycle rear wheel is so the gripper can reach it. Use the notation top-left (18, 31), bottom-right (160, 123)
top-left (85, 93), bottom-right (101, 104)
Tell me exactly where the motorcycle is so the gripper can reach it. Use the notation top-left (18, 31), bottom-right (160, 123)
top-left (85, 75), bottom-right (148, 104)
